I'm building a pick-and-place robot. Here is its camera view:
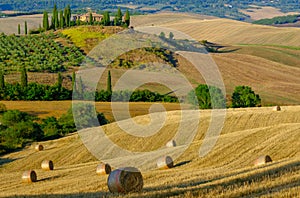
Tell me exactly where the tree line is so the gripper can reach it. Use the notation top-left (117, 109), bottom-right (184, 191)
top-left (0, 102), bottom-right (108, 154)
top-left (41, 4), bottom-right (131, 32)
top-left (253, 15), bottom-right (300, 25)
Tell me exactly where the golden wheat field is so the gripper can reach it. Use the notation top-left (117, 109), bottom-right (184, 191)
top-left (1, 13), bottom-right (300, 197)
top-left (240, 6), bottom-right (300, 21)
top-left (0, 106), bottom-right (300, 197)
top-left (132, 13), bottom-right (300, 46)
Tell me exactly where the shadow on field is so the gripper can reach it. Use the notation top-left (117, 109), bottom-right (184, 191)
top-left (38, 175), bottom-right (61, 182)
top-left (142, 159), bottom-right (300, 197)
top-left (27, 111), bottom-right (49, 117)
top-left (0, 158), bottom-right (17, 166)
top-left (174, 160), bottom-right (192, 168)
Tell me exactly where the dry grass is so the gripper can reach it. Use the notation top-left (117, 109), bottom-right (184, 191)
top-left (240, 6), bottom-right (300, 21)
top-left (0, 14), bottom-right (42, 35)
top-left (133, 13), bottom-right (300, 46)
top-left (0, 106), bottom-right (299, 197)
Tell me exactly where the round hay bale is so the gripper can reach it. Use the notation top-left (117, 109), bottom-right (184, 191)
top-left (157, 156), bottom-right (173, 169)
top-left (166, 140), bottom-right (176, 148)
top-left (273, 106), bottom-right (281, 111)
top-left (22, 170), bottom-right (37, 183)
top-left (35, 144), bottom-right (44, 151)
top-left (107, 167), bottom-right (143, 193)
top-left (96, 163), bottom-right (111, 175)
top-left (254, 155), bottom-right (272, 166)
top-left (41, 160), bottom-right (54, 171)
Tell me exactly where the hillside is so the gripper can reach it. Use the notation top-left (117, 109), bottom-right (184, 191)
top-left (131, 13), bottom-right (300, 105)
top-left (0, 106), bottom-right (300, 197)
top-left (132, 13), bottom-right (300, 46)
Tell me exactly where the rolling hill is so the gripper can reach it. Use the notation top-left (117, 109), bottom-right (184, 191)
top-left (132, 13), bottom-right (300, 46)
top-left (0, 106), bottom-right (300, 197)
top-left (132, 13), bottom-right (300, 105)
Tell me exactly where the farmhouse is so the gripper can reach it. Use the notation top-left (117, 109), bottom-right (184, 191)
top-left (73, 12), bottom-right (103, 22)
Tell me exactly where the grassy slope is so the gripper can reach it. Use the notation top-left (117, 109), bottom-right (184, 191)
top-left (0, 106), bottom-right (300, 197)
top-left (61, 26), bottom-right (124, 54)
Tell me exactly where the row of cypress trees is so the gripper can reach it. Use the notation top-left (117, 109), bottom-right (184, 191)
top-left (43, 5), bottom-right (130, 30)
top-left (43, 4), bottom-right (71, 31)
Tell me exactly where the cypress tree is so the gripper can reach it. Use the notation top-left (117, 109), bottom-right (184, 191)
top-left (52, 4), bottom-right (59, 30)
top-left (0, 69), bottom-right (5, 90)
top-left (77, 76), bottom-right (84, 97)
top-left (57, 72), bottom-right (63, 91)
top-left (124, 10), bottom-right (130, 27)
top-left (107, 70), bottom-right (112, 93)
top-left (20, 66), bottom-right (28, 88)
top-left (18, 24), bottom-right (20, 35)
top-left (89, 12), bottom-right (93, 25)
top-left (76, 17), bottom-right (81, 26)
top-left (59, 10), bottom-right (64, 28)
top-left (102, 11), bottom-right (110, 26)
top-left (116, 8), bottom-right (123, 26)
top-left (43, 11), bottom-right (49, 30)
top-left (64, 7), bottom-right (68, 26)
top-left (72, 71), bottom-right (76, 91)
top-left (67, 5), bottom-right (71, 27)
top-left (24, 21), bottom-right (28, 35)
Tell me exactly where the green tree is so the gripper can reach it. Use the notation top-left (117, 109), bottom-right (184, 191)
top-left (41, 116), bottom-right (61, 138)
top-left (159, 32), bottom-right (165, 38)
top-left (231, 86), bottom-right (261, 108)
top-left (71, 103), bottom-right (108, 129)
top-left (59, 10), bottom-right (64, 29)
top-left (102, 11), bottom-right (110, 26)
top-left (66, 5), bottom-right (71, 27)
top-left (169, 32), bottom-right (174, 39)
top-left (20, 66), bottom-right (28, 88)
top-left (114, 8), bottom-right (123, 26)
top-left (18, 24), bottom-right (20, 35)
top-left (52, 4), bottom-right (59, 30)
top-left (89, 12), bottom-right (93, 25)
top-left (24, 21), bottom-right (27, 35)
top-left (57, 72), bottom-right (63, 91)
top-left (64, 5), bottom-right (71, 27)
top-left (72, 71), bottom-right (76, 91)
top-left (187, 84), bottom-right (226, 109)
top-left (0, 69), bottom-right (5, 90)
top-left (43, 11), bottom-right (49, 30)
top-left (107, 70), bottom-right (112, 93)
top-left (124, 9), bottom-right (130, 27)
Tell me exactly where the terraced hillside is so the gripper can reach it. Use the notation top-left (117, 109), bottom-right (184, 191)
top-left (0, 106), bottom-right (300, 197)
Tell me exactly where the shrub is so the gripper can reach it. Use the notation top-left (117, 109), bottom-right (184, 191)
top-left (231, 86), bottom-right (261, 108)
top-left (187, 84), bottom-right (226, 109)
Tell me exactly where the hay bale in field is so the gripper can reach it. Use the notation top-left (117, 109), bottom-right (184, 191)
top-left (157, 156), bottom-right (173, 169)
top-left (41, 160), bottom-right (54, 171)
top-left (96, 163), bottom-right (111, 175)
top-left (22, 170), bottom-right (37, 183)
top-left (273, 106), bottom-right (281, 111)
top-left (166, 140), bottom-right (176, 148)
top-left (107, 167), bottom-right (143, 193)
top-left (254, 155), bottom-right (272, 166)
top-left (35, 144), bottom-right (44, 151)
